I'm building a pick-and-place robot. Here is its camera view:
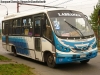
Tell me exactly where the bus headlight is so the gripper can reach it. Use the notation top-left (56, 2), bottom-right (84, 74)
top-left (64, 48), bottom-right (70, 52)
top-left (56, 45), bottom-right (70, 52)
top-left (92, 42), bottom-right (97, 49)
top-left (60, 46), bottom-right (63, 50)
top-left (64, 48), bottom-right (67, 50)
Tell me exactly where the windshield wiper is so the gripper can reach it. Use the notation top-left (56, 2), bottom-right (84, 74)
top-left (64, 20), bottom-right (84, 38)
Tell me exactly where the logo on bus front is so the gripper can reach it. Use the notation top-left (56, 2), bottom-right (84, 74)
top-left (74, 39), bottom-right (88, 41)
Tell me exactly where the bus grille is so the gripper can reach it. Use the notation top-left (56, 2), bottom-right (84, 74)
top-left (73, 46), bottom-right (90, 51)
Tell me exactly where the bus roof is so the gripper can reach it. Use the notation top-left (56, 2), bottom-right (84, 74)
top-left (2, 8), bottom-right (81, 21)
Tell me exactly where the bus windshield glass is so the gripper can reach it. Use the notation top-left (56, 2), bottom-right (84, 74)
top-left (47, 10), bottom-right (94, 37)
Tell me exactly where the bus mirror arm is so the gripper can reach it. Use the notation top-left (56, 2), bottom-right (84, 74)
top-left (84, 15), bottom-right (88, 19)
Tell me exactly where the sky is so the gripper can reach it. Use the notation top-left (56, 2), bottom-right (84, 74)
top-left (0, 0), bottom-right (99, 21)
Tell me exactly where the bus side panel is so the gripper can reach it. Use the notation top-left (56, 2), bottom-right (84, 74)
top-left (2, 35), bottom-right (11, 52)
top-left (9, 36), bottom-right (30, 56)
top-left (9, 36), bottom-right (36, 59)
top-left (6, 44), bottom-right (10, 51)
top-left (41, 38), bottom-right (54, 52)
top-left (25, 37), bottom-right (35, 59)
top-left (41, 38), bottom-right (54, 62)
top-left (2, 36), bottom-right (7, 50)
top-left (2, 42), bottom-right (6, 50)
top-left (8, 45), bottom-right (12, 52)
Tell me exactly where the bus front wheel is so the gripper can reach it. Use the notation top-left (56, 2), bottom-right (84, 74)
top-left (46, 53), bottom-right (56, 68)
top-left (80, 59), bottom-right (90, 64)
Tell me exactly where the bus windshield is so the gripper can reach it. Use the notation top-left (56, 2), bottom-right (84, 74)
top-left (47, 10), bottom-right (94, 37)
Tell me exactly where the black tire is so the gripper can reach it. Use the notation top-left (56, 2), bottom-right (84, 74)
top-left (46, 53), bottom-right (56, 68)
top-left (80, 59), bottom-right (90, 64)
top-left (12, 47), bottom-right (17, 57)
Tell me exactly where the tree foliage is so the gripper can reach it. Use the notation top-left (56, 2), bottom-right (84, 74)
top-left (89, 4), bottom-right (100, 30)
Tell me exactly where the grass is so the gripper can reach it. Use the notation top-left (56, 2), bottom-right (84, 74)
top-left (0, 63), bottom-right (34, 75)
top-left (0, 55), bottom-right (35, 75)
top-left (0, 55), bottom-right (11, 61)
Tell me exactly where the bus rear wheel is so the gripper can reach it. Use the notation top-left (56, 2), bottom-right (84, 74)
top-left (46, 53), bottom-right (56, 68)
top-left (12, 47), bottom-right (17, 57)
top-left (80, 59), bottom-right (90, 64)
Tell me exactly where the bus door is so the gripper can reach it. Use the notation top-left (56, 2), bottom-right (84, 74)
top-left (34, 16), bottom-right (42, 61)
top-left (4, 22), bottom-right (9, 50)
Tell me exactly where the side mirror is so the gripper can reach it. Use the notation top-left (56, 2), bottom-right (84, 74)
top-left (84, 15), bottom-right (88, 19)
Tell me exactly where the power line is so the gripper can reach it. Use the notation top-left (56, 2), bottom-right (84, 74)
top-left (19, 0), bottom-right (59, 12)
top-left (19, 0), bottom-right (73, 12)
top-left (55, 0), bottom-right (73, 6)
top-left (7, 0), bottom-right (97, 14)
top-left (39, 0), bottom-right (73, 10)
top-left (68, 2), bottom-right (97, 8)
top-left (11, 0), bottom-right (73, 13)
top-left (67, 2), bottom-right (97, 7)
top-left (66, 0), bottom-right (97, 6)
top-left (45, 0), bottom-right (59, 5)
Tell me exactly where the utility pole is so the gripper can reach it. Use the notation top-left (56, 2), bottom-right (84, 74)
top-left (17, 2), bottom-right (19, 13)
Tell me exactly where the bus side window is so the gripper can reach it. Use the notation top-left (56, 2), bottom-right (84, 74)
top-left (22, 18), bottom-right (27, 26)
top-left (22, 27), bottom-right (25, 35)
top-left (28, 27), bottom-right (33, 36)
top-left (17, 19), bottom-right (21, 26)
top-left (2, 21), bottom-right (9, 35)
top-left (27, 18), bottom-right (32, 26)
top-left (27, 17), bottom-right (33, 36)
top-left (34, 19), bottom-right (41, 36)
top-left (2, 22), bottom-right (7, 35)
top-left (2, 22), bottom-right (4, 35)
top-left (9, 20), bottom-right (13, 35)
top-left (21, 17), bottom-right (33, 36)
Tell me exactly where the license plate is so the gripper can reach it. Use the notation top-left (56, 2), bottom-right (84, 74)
top-left (80, 54), bottom-right (86, 58)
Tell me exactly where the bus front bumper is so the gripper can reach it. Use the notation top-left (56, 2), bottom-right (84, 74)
top-left (55, 50), bottom-right (98, 64)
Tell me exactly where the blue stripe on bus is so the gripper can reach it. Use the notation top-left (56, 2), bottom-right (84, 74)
top-left (9, 36), bottom-right (29, 55)
top-left (55, 50), bottom-right (98, 64)
top-left (61, 39), bottom-right (95, 48)
top-left (52, 32), bottom-right (96, 52)
top-left (53, 32), bottom-right (71, 52)
top-left (2, 36), bottom-right (6, 42)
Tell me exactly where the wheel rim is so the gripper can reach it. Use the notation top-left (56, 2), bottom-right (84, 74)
top-left (48, 55), bottom-right (54, 65)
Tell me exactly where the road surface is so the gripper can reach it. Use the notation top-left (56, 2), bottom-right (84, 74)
top-left (0, 40), bottom-right (100, 75)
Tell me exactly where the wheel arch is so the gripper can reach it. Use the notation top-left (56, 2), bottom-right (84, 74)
top-left (43, 50), bottom-right (53, 62)
top-left (11, 45), bottom-right (16, 52)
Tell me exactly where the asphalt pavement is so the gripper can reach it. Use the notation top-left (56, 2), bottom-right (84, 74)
top-left (0, 40), bottom-right (100, 75)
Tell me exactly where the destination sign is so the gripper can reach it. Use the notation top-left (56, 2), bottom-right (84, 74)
top-left (58, 13), bottom-right (81, 17)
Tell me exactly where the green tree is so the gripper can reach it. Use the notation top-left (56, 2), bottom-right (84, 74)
top-left (89, 4), bottom-right (100, 47)
top-left (89, 4), bottom-right (100, 30)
